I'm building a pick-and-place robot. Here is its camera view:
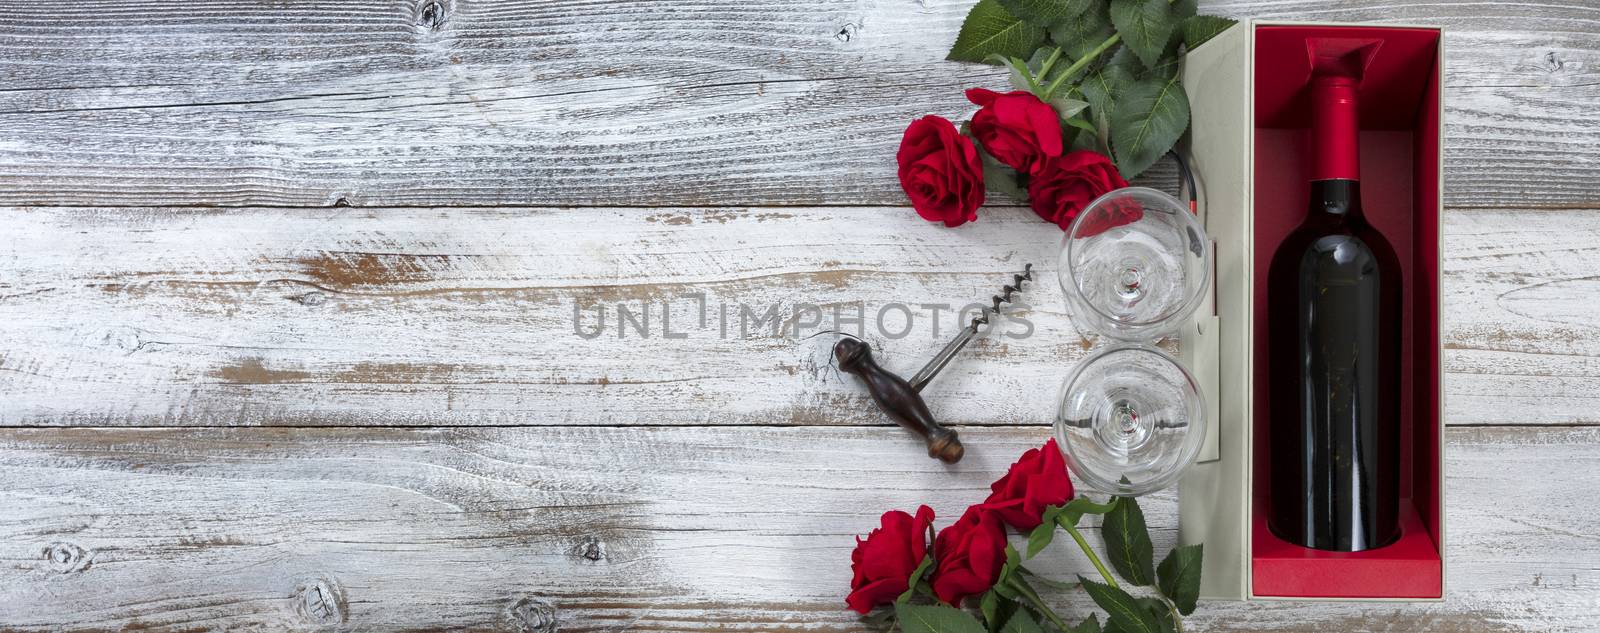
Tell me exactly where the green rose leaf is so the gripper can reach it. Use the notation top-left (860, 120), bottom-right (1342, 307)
top-left (949, 0), bottom-right (1049, 63)
top-left (1140, 54), bottom-right (1180, 82)
top-left (1157, 544), bottom-right (1204, 615)
top-left (1108, 0), bottom-right (1175, 68)
top-left (979, 145), bottom-right (1030, 201)
top-left (1026, 518), bottom-right (1057, 558)
top-left (1183, 15), bottom-right (1237, 50)
top-left (1136, 597), bottom-right (1177, 633)
top-left (1066, 115), bottom-right (1099, 136)
top-left (1102, 495), bottom-right (1156, 586)
top-left (1048, 1), bottom-right (1115, 60)
top-left (1080, 61), bottom-right (1131, 132)
top-left (1050, 96), bottom-right (1090, 120)
top-left (1110, 73), bottom-right (1188, 178)
top-left (1163, 0), bottom-right (1197, 52)
top-left (1017, 566), bottom-right (1079, 591)
top-left (1101, 33), bottom-right (1173, 81)
top-left (990, 53), bottom-right (1040, 92)
top-left (1103, 45), bottom-right (1144, 74)
top-left (1000, 611), bottom-right (1046, 633)
top-left (1080, 576), bottom-right (1163, 633)
top-left (1070, 614), bottom-right (1103, 633)
top-left (998, 0), bottom-right (1093, 28)
top-left (899, 604), bottom-right (990, 633)
top-left (862, 607), bottom-right (898, 627)
top-left (898, 555), bottom-right (936, 604)
top-left (979, 589), bottom-right (1001, 631)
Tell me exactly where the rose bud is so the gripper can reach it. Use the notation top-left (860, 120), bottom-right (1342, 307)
top-left (965, 88), bottom-right (1064, 174)
top-left (897, 115), bottom-right (986, 227)
top-left (1027, 150), bottom-right (1131, 232)
top-left (982, 438), bottom-right (1075, 530)
top-left (847, 505), bottom-right (935, 614)
top-left (930, 506), bottom-right (1006, 605)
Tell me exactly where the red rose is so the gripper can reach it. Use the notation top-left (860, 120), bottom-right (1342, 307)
top-left (847, 505), bottom-right (935, 614)
top-left (930, 506), bottom-right (1006, 605)
top-left (897, 115), bottom-right (985, 227)
top-left (1028, 150), bottom-right (1131, 232)
top-left (965, 88), bottom-right (1064, 174)
top-left (981, 438), bottom-right (1075, 530)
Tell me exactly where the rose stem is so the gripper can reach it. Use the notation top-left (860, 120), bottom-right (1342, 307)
top-left (1056, 509), bottom-right (1120, 589)
top-left (1071, 497), bottom-right (1119, 515)
top-left (1005, 575), bottom-right (1068, 631)
top-left (1037, 47), bottom-right (1064, 82)
top-left (1166, 597), bottom-right (1186, 633)
top-left (1040, 0), bottom-right (1184, 101)
top-left (1041, 33), bottom-right (1119, 100)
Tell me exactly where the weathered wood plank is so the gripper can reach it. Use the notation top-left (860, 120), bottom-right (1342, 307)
top-left (0, 206), bottom-right (1083, 426)
top-left (0, 0), bottom-right (1594, 208)
top-left (0, 425), bottom-right (1593, 632)
top-left (1443, 207), bottom-right (1600, 425)
top-left (3, 205), bottom-right (1592, 427)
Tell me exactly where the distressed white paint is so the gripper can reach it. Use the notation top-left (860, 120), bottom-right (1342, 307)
top-left (2, 206), bottom-right (1595, 427)
top-left (0, 206), bottom-right (1090, 426)
top-left (0, 426), bottom-right (1594, 632)
top-left (1, 0), bottom-right (1597, 630)
top-left (0, 1), bottom-right (1593, 207)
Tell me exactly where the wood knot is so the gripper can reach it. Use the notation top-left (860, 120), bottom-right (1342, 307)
top-left (835, 22), bottom-right (861, 43)
top-left (573, 536), bottom-right (607, 562)
top-left (43, 542), bottom-right (92, 574)
top-left (415, 0), bottom-right (449, 32)
top-left (1543, 51), bottom-right (1566, 73)
top-left (504, 596), bottom-right (557, 633)
top-left (95, 326), bottom-right (143, 355)
top-left (331, 196), bottom-right (352, 207)
top-left (294, 577), bottom-right (348, 626)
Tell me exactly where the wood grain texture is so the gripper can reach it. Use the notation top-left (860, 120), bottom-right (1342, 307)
top-left (1443, 207), bottom-right (1600, 425)
top-left (0, 0), bottom-right (1594, 208)
top-left (4, 205), bottom-right (1590, 427)
top-left (0, 425), bottom-right (1594, 632)
top-left (0, 206), bottom-right (1081, 426)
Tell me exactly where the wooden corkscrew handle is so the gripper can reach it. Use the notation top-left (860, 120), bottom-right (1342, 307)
top-left (833, 338), bottom-right (964, 463)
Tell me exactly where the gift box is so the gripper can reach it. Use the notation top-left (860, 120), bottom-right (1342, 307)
top-left (1173, 20), bottom-right (1444, 601)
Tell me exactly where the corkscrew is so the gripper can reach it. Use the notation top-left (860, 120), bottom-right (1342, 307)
top-left (834, 264), bottom-right (1034, 463)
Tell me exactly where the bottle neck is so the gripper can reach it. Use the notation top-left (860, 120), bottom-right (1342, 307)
top-left (1311, 75), bottom-right (1360, 182)
top-left (1308, 179), bottom-right (1361, 224)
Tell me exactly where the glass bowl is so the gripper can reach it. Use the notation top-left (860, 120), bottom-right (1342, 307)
top-left (1053, 343), bottom-right (1207, 496)
top-left (1058, 187), bottom-right (1211, 341)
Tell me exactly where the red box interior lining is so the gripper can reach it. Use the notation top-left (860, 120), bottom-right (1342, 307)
top-left (1249, 25), bottom-right (1442, 599)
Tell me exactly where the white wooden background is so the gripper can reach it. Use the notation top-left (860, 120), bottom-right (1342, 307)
top-left (1, 1), bottom-right (1597, 631)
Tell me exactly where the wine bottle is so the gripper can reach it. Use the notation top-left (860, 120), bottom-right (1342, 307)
top-left (1266, 73), bottom-right (1402, 552)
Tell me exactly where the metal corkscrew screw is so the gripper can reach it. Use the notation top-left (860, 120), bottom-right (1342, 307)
top-left (834, 264), bottom-right (1035, 463)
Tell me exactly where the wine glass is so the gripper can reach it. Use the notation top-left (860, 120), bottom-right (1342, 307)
top-left (1053, 344), bottom-right (1207, 497)
top-left (1058, 187), bottom-right (1211, 341)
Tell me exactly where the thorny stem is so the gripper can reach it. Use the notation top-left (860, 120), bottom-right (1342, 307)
top-left (1006, 575), bottom-right (1068, 631)
top-left (1036, 47), bottom-right (1064, 82)
top-left (1040, 0), bottom-right (1183, 101)
top-left (1070, 497), bottom-right (1119, 515)
top-left (1158, 594), bottom-right (1185, 633)
top-left (1042, 33), bottom-right (1120, 100)
top-left (1058, 511), bottom-right (1120, 589)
